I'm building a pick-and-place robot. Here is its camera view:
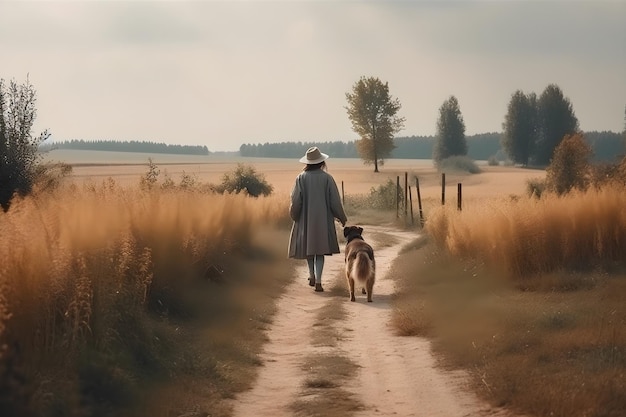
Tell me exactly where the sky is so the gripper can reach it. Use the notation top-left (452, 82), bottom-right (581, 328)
top-left (1, 0), bottom-right (625, 152)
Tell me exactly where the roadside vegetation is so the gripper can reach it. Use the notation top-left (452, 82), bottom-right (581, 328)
top-left (391, 155), bottom-right (626, 417)
top-left (0, 172), bottom-right (293, 417)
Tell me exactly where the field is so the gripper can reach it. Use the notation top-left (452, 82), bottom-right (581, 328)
top-left (44, 149), bottom-right (541, 198)
top-left (4, 150), bottom-right (625, 417)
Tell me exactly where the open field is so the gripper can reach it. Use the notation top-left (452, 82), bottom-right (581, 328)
top-left (44, 149), bottom-right (543, 200)
top-left (8, 150), bottom-right (624, 417)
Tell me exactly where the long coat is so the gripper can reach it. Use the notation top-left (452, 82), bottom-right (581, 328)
top-left (288, 169), bottom-right (348, 259)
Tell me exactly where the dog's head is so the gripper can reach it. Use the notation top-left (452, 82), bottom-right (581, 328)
top-left (343, 225), bottom-right (364, 242)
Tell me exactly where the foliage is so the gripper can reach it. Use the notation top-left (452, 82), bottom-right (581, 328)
top-left (0, 77), bottom-right (50, 210)
top-left (41, 139), bottom-right (210, 156)
top-left (368, 178), bottom-right (403, 210)
top-left (0, 183), bottom-right (291, 416)
top-left (433, 96), bottom-right (467, 166)
top-left (438, 155), bottom-right (481, 174)
top-left (139, 158), bottom-right (160, 191)
top-left (219, 163), bottom-right (273, 197)
top-left (545, 133), bottom-right (592, 195)
top-left (487, 155), bottom-right (499, 166)
top-left (240, 140), bottom-right (357, 158)
top-left (502, 90), bottom-right (537, 165)
top-left (535, 84), bottom-right (580, 166)
top-left (525, 177), bottom-right (546, 198)
top-left (345, 76), bottom-right (405, 172)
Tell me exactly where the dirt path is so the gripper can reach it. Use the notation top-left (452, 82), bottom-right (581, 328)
top-left (231, 227), bottom-right (512, 417)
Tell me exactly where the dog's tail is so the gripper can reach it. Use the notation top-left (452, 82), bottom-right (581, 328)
top-left (352, 251), bottom-right (373, 282)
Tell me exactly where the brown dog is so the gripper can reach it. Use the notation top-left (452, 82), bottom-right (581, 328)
top-left (343, 226), bottom-right (376, 302)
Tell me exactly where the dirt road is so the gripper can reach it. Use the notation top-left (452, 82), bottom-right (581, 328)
top-left (231, 226), bottom-right (512, 417)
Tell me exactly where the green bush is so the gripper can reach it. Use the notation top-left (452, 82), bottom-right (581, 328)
top-left (218, 163), bottom-right (273, 197)
top-left (438, 155), bottom-right (481, 174)
top-left (526, 177), bottom-right (546, 198)
top-left (368, 179), bottom-right (403, 210)
top-left (487, 155), bottom-right (500, 166)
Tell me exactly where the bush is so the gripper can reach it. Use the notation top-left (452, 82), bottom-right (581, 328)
top-left (368, 178), bottom-right (403, 210)
top-left (487, 155), bottom-right (500, 166)
top-left (438, 155), bottom-right (481, 174)
top-left (0, 77), bottom-right (50, 210)
top-left (526, 177), bottom-right (546, 198)
top-left (545, 133), bottom-right (591, 195)
top-left (219, 163), bottom-right (273, 197)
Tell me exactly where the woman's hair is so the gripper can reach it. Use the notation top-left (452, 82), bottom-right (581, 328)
top-left (303, 161), bottom-right (326, 171)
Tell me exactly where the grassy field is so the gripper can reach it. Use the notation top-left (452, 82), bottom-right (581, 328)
top-left (5, 151), bottom-right (624, 417)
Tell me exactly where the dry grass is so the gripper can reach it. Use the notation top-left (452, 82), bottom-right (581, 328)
top-left (0, 180), bottom-right (293, 417)
top-left (426, 185), bottom-right (626, 278)
top-left (391, 186), bottom-right (626, 417)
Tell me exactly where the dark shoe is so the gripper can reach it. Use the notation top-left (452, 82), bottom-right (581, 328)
top-left (308, 277), bottom-right (315, 287)
top-left (314, 283), bottom-right (324, 292)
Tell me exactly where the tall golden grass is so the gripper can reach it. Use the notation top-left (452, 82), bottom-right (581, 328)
top-left (426, 185), bottom-right (626, 277)
top-left (0, 180), bottom-right (291, 416)
top-left (392, 185), bottom-right (626, 417)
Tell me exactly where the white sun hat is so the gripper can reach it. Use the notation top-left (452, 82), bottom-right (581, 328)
top-left (299, 146), bottom-right (329, 164)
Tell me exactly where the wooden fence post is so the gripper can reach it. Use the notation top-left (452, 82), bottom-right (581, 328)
top-left (409, 185), bottom-right (414, 225)
top-left (415, 176), bottom-right (424, 227)
top-left (457, 183), bottom-right (462, 211)
top-left (396, 176), bottom-right (400, 218)
top-left (441, 173), bottom-right (446, 206)
top-left (404, 171), bottom-right (408, 217)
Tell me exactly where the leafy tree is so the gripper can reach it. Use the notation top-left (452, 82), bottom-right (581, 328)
top-left (502, 90), bottom-right (537, 165)
top-left (0, 77), bottom-right (50, 210)
top-left (546, 133), bottom-right (591, 195)
top-left (433, 95), bottom-right (467, 165)
top-left (534, 84), bottom-right (579, 166)
top-left (345, 76), bottom-right (405, 172)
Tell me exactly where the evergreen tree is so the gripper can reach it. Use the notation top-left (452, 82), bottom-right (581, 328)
top-left (502, 91), bottom-right (537, 165)
top-left (535, 84), bottom-right (579, 166)
top-left (433, 95), bottom-right (467, 165)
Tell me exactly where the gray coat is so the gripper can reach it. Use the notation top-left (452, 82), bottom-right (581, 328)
top-left (288, 169), bottom-right (348, 259)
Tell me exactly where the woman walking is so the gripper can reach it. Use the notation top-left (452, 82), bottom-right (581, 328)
top-left (288, 147), bottom-right (348, 292)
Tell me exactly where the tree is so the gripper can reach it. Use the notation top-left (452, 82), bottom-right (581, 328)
top-left (545, 133), bottom-right (591, 195)
top-left (0, 77), bottom-right (50, 210)
top-left (433, 95), bottom-right (467, 165)
top-left (534, 84), bottom-right (579, 166)
top-left (345, 76), bottom-right (405, 172)
top-left (502, 90), bottom-right (538, 166)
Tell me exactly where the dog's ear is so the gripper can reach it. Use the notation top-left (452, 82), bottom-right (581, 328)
top-left (358, 226), bottom-right (363, 235)
top-left (343, 226), bottom-right (350, 238)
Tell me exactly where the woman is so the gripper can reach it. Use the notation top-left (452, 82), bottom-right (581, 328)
top-left (288, 147), bottom-right (348, 292)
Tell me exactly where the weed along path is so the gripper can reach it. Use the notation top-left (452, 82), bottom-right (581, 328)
top-left (231, 226), bottom-right (513, 417)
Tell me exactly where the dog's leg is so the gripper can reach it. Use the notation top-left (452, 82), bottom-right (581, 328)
top-left (366, 278), bottom-right (374, 302)
top-left (348, 275), bottom-right (355, 302)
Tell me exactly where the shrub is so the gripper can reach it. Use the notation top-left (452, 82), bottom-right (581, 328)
top-left (219, 163), bottom-right (273, 197)
top-left (545, 133), bottom-right (591, 195)
top-left (526, 177), bottom-right (546, 198)
top-left (438, 155), bottom-right (481, 174)
top-left (487, 155), bottom-right (500, 166)
top-left (368, 179), bottom-right (403, 210)
top-left (0, 77), bottom-right (50, 210)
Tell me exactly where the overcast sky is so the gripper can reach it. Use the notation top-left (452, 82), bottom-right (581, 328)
top-left (1, 0), bottom-right (625, 152)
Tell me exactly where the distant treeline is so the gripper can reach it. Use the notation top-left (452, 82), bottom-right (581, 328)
top-left (40, 140), bottom-right (210, 156)
top-left (240, 131), bottom-right (624, 162)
